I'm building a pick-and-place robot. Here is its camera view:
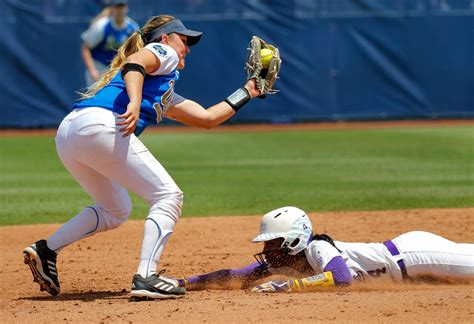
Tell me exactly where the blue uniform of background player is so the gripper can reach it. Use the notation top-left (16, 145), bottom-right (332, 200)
top-left (81, 0), bottom-right (139, 86)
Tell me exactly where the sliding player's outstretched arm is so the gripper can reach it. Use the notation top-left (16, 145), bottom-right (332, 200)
top-left (179, 262), bottom-right (271, 290)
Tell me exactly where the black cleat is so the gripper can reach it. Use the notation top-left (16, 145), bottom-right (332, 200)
top-left (23, 240), bottom-right (60, 296)
top-left (129, 273), bottom-right (186, 301)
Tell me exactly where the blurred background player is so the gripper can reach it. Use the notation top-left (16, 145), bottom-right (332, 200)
top-left (179, 206), bottom-right (474, 292)
top-left (81, 0), bottom-right (139, 87)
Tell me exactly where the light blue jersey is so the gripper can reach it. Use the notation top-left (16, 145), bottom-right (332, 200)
top-left (74, 43), bottom-right (183, 136)
top-left (82, 16), bottom-right (139, 66)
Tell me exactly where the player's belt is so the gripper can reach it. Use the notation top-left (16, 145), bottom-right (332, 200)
top-left (383, 240), bottom-right (408, 280)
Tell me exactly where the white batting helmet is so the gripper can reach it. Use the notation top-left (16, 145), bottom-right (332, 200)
top-left (252, 206), bottom-right (313, 255)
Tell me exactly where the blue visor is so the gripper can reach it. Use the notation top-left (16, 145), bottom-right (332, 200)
top-left (148, 19), bottom-right (202, 46)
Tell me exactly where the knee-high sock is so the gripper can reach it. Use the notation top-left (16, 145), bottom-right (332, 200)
top-left (137, 216), bottom-right (175, 278)
top-left (47, 206), bottom-right (107, 252)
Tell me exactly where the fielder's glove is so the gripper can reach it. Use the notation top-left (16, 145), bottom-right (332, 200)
top-left (246, 36), bottom-right (281, 96)
top-left (251, 280), bottom-right (290, 293)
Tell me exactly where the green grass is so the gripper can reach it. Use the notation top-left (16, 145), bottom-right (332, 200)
top-left (1, 125), bottom-right (473, 225)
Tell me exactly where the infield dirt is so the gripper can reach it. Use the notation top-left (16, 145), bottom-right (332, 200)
top-left (1, 208), bottom-right (473, 323)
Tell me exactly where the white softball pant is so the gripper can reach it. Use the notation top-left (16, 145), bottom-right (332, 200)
top-left (392, 231), bottom-right (474, 279)
top-left (49, 107), bottom-right (183, 277)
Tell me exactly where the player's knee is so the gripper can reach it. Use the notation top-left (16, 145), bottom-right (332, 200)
top-left (117, 200), bottom-right (133, 221)
top-left (103, 197), bottom-right (132, 230)
top-left (174, 189), bottom-right (184, 210)
top-left (107, 209), bottom-right (131, 230)
top-left (166, 189), bottom-right (184, 220)
top-left (149, 189), bottom-right (184, 223)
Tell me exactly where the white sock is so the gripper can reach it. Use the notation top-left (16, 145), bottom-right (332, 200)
top-left (47, 206), bottom-right (106, 252)
top-left (137, 216), bottom-right (175, 278)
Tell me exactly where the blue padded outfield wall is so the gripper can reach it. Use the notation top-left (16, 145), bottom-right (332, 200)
top-left (1, 0), bottom-right (473, 128)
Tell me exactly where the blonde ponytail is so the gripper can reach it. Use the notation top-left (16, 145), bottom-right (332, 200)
top-left (80, 15), bottom-right (175, 99)
top-left (82, 32), bottom-right (144, 98)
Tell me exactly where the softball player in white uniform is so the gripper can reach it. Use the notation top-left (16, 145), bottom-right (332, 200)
top-left (179, 207), bottom-right (474, 292)
top-left (306, 230), bottom-right (474, 283)
top-left (23, 15), bottom-right (262, 300)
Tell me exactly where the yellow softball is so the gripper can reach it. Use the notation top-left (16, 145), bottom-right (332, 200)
top-left (260, 48), bottom-right (273, 69)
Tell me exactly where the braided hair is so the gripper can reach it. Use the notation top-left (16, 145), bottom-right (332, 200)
top-left (312, 233), bottom-right (342, 253)
top-left (81, 15), bottom-right (174, 98)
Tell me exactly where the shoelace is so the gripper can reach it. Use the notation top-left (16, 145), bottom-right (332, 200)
top-left (157, 269), bottom-right (167, 277)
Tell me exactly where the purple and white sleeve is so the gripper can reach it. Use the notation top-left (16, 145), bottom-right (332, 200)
top-left (181, 262), bottom-right (271, 290)
top-left (323, 256), bottom-right (352, 285)
top-left (306, 240), bottom-right (352, 286)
